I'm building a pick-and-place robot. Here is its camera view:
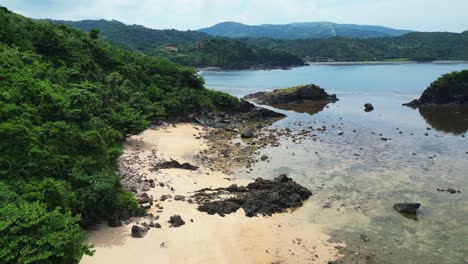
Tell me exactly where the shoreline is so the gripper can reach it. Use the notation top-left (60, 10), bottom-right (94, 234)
top-left (197, 61), bottom-right (468, 73)
top-left (81, 123), bottom-right (343, 264)
top-left (307, 60), bottom-right (468, 66)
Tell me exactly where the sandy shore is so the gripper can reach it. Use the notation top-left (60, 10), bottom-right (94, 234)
top-left (81, 123), bottom-right (343, 264)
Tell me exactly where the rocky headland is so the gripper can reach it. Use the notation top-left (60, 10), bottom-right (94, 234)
top-left (404, 70), bottom-right (468, 107)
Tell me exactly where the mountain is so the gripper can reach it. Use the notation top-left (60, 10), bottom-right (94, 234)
top-left (241, 30), bottom-right (468, 62)
top-left (0, 6), bottom-right (242, 263)
top-left (49, 19), bottom-right (305, 69)
top-left (198, 21), bottom-right (413, 39)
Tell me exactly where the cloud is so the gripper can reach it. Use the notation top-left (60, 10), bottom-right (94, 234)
top-left (2, 0), bottom-right (467, 32)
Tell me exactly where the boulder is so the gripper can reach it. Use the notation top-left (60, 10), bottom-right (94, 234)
top-left (131, 225), bottom-right (148, 238)
top-left (394, 203), bottom-right (421, 214)
top-left (364, 103), bottom-right (374, 112)
top-left (241, 130), bottom-right (255, 139)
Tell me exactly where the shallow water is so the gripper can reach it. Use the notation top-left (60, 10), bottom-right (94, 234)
top-left (201, 64), bottom-right (468, 264)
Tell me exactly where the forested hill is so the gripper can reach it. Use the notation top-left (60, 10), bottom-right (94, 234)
top-left (241, 31), bottom-right (468, 62)
top-left (0, 7), bottom-right (242, 263)
top-left (48, 19), bottom-right (305, 69)
top-left (198, 21), bottom-right (412, 39)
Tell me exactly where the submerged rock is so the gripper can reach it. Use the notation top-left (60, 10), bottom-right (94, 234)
top-left (243, 84), bottom-right (338, 105)
top-left (194, 175), bottom-right (312, 217)
top-left (131, 225), bottom-right (148, 238)
top-left (394, 203), bottom-right (421, 214)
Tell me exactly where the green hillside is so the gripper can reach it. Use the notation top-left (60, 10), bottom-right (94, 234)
top-left (242, 31), bottom-right (468, 62)
top-left (50, 19), bottom-right (305, 69)
top-left (0, 7), bottom-right (241, 263)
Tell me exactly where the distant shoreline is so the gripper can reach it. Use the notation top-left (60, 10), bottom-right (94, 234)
top-left (307, 60), bottom-right (468, 66)
top-left (198, 61), bottom-right (468, 72)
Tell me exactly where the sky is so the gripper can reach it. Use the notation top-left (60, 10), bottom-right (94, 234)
top-left (2, 0), bottom-right (468, 32)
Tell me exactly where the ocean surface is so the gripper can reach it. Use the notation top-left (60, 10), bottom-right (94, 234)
top-left (200, 63), bottom-right (468, 264)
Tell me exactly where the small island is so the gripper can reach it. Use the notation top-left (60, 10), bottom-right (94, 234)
top-left (243, 84), bottom-right (338, 105)
top-left (405, 70), bottom-right (468, 106)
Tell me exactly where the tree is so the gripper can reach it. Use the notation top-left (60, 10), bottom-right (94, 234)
top-left (89, 28), bottom-right (100, 40)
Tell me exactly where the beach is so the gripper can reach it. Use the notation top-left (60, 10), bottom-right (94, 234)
top-left (81, 123), bottom-right (343, 264)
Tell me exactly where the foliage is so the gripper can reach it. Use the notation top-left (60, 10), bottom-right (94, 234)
top-left (0, 182), bottom-right (92, 264)
top-left (0, 7), bottom-right (242, 263)
top-left (418, 70), bottom-right (468, 104)
top-left (241, 31), bottom-right (468, 62)
top-left (49, 19), bottom-right (305, 69)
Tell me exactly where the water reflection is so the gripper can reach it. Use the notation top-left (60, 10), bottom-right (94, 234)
top-left (418, 106), bottom-right (468, 134)
top-left (271, 100), bottom-right (333, 116)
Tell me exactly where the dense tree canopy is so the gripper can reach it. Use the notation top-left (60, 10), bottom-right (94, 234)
top-left (50, 19), bottom-right (305, 69)
top-left (0, 7), bottom-right (241, 263)
top-left (241, 31), bottom-right (468, 62)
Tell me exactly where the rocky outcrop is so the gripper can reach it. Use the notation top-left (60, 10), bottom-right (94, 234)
top-left (151, 160), bottom-right (199, 171)
top-left (194, 174), bottom-right (312, 217)
top-left (168, 215), bottom-right (186, 227)
top-left (243, 84), bottom-right (338, 105)
top-left (404, 70), bottom-right (468, 106)
top-left (394, 203), bottom-right (421, 214)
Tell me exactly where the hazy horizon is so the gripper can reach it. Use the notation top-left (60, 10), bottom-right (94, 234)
top-left (2, 0), bottom-right (468, 32)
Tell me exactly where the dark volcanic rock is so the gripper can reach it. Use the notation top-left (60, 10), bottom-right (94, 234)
top-left (168, 215), bottom-right (186, 227)
top-left (241, 130), bottom-right (255, 139)
top-left (195, 175), bottom-right (312, 217)
top-left (152, 160), bottom-right (198, 171)
top-left (404, 70), bottom-right (468, 106)
top-left (394, 203), bottom-right (421, 214)
top-left (131, 225), bottom-right (148, 238)
top-left (364, 103), bottom-right (374, 112)
top-left (243, 84), bottom-right (338, 105)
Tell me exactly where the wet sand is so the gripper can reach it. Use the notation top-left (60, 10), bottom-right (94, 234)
top-left (81, 123), bottom-right (342, 264)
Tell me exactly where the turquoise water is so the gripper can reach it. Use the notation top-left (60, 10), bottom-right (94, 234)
top-left (201, 64), bottom-right (468, 264)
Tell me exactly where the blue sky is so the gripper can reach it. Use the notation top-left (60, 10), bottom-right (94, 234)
top-left (2, 0), bottom-right (468, 32)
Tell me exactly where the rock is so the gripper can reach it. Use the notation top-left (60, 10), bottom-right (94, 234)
top-left (195, 175), bottom-right (312, 217)
top-left (168, 215), bottom-right (185, 227)
top-left (153, 223), bottom-right (162, 229)
top-left (360, 234), bottom-right (370, 242)
top-left (131, 225), bottom-right (148, 238)
top-left (138, 193), bottom-right (151, 204)
top-left (140, 203), bottom-right (152, 209)
top-left (260, 155), bottom-right (268, 161)
top-left (174, 195), bottom-right (186, 201)
top-left (241, 130), bottom-right (255, 139)
top-left (160, 194), bottom-right (172, 201)
top-left (243, 84), bottom-right (338, 105)
top-left (152, 160), bottom-right (198, 171)
top-left (447, 188), bottom-right (457, 194)
top-left (364, 103), bottom-right (374, 112)
top-left (394, 203), bottom-right (421, 214)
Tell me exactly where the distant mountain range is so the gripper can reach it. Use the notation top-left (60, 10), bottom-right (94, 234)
top-left (48, 19), bottom-right (468, 67)
top-left (198, 21), bottom-right (413, 39)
